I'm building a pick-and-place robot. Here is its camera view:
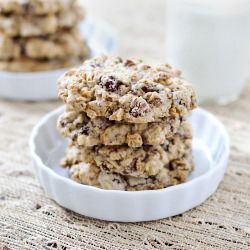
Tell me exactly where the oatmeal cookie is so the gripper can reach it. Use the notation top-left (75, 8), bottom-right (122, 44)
top-left (0, 0), bottom-right (78, 15)
top-left (0, 55), bottom-right (85, 72)
top-left (0, 5), bottom-right (84, 37)
top-left (0, 29), bottom-right (89, 60)
top-left (57, 108), bottom-right (189, 147)
top-left (61, 122), bottom-right (193, 178)
top-left (69, 153), bottom-right (194, 191)
top-left (57, 55), bottom-right (197, 123)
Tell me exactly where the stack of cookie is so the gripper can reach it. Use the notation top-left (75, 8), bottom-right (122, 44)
top-left (57, 55), bottom-right (198, 191)
top-left (0, 0), bottom-right (89, 72)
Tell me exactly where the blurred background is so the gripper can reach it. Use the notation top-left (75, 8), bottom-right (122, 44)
top-left (82, 0), bottom-right (165, 63)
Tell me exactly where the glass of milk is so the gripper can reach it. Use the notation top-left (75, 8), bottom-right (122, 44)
top-left (165, 0), bottom-right (250, 104)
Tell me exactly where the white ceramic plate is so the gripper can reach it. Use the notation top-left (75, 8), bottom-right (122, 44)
top-left (30, 107), bottom-right (230, 222)
top-left (0, 16), bottom-right (118, 101)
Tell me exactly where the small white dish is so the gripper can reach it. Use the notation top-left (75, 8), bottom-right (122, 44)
top-left (30, 107), bottom-right (230, 222)
top-left (0, 16), bottom-right (118, 101)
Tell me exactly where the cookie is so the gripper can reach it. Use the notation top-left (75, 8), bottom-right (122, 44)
top-left (0, 5), bottom-right (84, 37)
top-left (0, 29), bottom-right (89, 60)
top-left (0, 0), bottom-right (77, 15)
top-left (0, 55), bottom-right (85, 72)
top-left (61, 122), bottom-right (193, 178)
top-left (69, 153), bottom-right (194, 191)
top-left (57, 108), bottom-right (189, 147)
top-left (57, 55), bottom-right (198, 123)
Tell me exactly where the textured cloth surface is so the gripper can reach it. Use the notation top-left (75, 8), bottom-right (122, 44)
top-left (1, 0), bottom-right (250, 249)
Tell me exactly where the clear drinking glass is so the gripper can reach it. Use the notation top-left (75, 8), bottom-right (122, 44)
top-left (165, 0), bottom-right (250, 104)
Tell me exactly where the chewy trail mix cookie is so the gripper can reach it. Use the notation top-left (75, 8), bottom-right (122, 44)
top-left (0, 29), bottom-right (89, 60)
top-left (57, 54), bottom-right (198, 123)
top-left (69, 152), bottom-right (194, 191)
top-left (0, 56), bottom-right (85, 72)
top-left (0, 5), bottom-right (85, 37)
top-left (57, 108), bottom-right (190, 147)
top-left (0, 0), bottom-right (77, 15)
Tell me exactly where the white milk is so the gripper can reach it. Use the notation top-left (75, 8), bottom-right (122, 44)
top-left (165, 0), bottom-right (250, 104)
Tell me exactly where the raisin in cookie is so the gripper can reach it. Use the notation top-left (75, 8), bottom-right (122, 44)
top-left (0, 55), bottom-right (85, 72)
top-left (57, 55), bottom-right (198, 123)
top-left (0, 29), bottom-right (89, 60)
top-left (69, 153), bottom-right (194, 191)
top-left (0, 0), bottom-right (77, 15)
top-left (0, 5), bottom-right (84, 37)
top-left (61, 122), bottom-right (193, 178)
top-left (57, 108), bottom-right (189, 147)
